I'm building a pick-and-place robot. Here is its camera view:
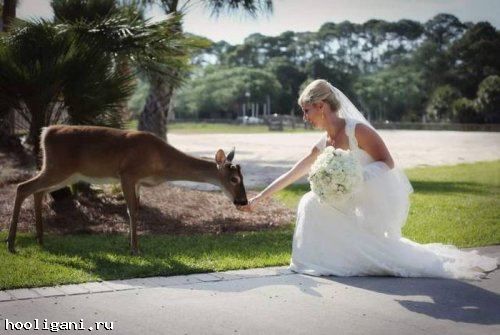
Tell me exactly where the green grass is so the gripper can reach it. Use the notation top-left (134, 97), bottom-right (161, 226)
top-left (1, 160), bottom-right (498, 289)
top-left (0, 229), bottom-right (293, 290)
top-left (275, 160), bottom-right (500, 248)
top-left (125, 120), bottom-right (318, 134)
top-left (403, 161), bottom-right (499, 247)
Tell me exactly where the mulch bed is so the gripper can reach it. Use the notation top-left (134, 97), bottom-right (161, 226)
top-left (0, 146), bottom-right (294, 236)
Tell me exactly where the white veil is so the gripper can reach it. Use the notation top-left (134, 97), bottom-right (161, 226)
top-left (326, 83), bottom-right (414, 238)
top-left (327, 82), bottom-right (374, 130)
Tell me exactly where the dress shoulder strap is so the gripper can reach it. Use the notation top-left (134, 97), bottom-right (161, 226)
top-left (345, 118), bottom-right (359, 151)
top-left (314, 133), bottom-right (328, 151)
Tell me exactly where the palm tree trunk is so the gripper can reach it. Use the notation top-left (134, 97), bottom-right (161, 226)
top-left (137, 1), bottom-right (180, 142)
top-left (1, 0), bottom-right (17, 32)
top-left (137, 0), bottom-right (272, 139)
top-left (1, 0), bottom-right (18, 139)
top-left (138, 77), bottom-right (175, 141)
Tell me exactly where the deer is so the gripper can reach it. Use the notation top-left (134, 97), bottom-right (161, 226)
top-left (6, 125), bottom-right (248, 255)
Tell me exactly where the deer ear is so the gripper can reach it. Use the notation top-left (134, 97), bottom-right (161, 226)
top-left (227, 147), bottom-right (235, 162)
top-left (215, 149), bottom-right (226, 167)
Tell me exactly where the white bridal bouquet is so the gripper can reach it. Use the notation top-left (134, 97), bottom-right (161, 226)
top-left (308, 147), bottom-right (363, 204)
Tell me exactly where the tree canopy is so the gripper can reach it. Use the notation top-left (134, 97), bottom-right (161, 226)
top-left (171, 14), bottom-right (499, 123)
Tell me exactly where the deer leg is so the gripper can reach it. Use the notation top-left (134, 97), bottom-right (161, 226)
top-left (135, 185), bottom-right (141, 210)
top-left (7, 186), bottom-right (28, 253)
top-left (34, 192), bottom-right (45, 245)
top-left (7, 172), bottom-right (71, 253)
top-left (121, 178), bottom-right (139, 255)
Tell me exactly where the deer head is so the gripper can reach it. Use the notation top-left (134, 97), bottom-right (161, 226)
top-left (215, 148), bottom-right (248, 206)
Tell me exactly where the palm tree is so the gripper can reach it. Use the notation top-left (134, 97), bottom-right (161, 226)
top-left (137, 0), bottom-right (273, 141)
top-left (0, 1), bottom-right (189, 166)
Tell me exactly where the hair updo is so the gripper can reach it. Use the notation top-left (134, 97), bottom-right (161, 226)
top-left (298, 79), bottom-right (341, 112)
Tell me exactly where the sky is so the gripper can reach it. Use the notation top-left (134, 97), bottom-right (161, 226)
top-left (16, 0), bottom-right (500, 45)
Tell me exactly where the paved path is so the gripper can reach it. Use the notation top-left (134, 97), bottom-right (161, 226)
top-left (169, 130), bottom-right (500, 188)
top-left (1, 246), bottom-right (499, 335)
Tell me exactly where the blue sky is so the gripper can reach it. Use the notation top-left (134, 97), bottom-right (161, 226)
top-left (17, 0), bottom-right (500, 44)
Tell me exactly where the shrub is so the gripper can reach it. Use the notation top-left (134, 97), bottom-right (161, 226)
top-left (452, 98), bottom-right (479, 123)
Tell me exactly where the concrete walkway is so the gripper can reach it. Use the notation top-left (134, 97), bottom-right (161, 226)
top-left (1, 246), bottom-right (499, 335)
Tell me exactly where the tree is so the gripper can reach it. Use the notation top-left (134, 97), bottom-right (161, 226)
top-left (0, 20), bottom-right (128, 163)
top-left (407, 14), bottom-right (466, 107)
top-left (0, 2), bottom-right (187, 165)
top-left (306, 59), bottom-right (359, 104)
top-left (175, 66), bottom-right (281, 119)
top-left (354, 65), bottom-right (425, 122)
top-left (424, 14), bottom-right (466, 48)
top-left (426, 85), bottom-right (461, 121)
top-left (138, 0), bottom-right (273, 141)
top-left (452, 98), bottom-right (479, 123)
top-left (266, 57), bottom-right (306, 115)
top-left (475, 75), bottom-right (500, 123)
top-left (449, 22), bottom-right (500, 98)
top-left (168, 14), bottom-right (498, 124)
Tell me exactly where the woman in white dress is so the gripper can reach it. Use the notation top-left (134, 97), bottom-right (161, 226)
top-left (239, 79), bottom-right (498, 280)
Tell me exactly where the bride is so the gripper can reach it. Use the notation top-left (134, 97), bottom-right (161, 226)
top-left (239, 79), bottom-right (498, 280)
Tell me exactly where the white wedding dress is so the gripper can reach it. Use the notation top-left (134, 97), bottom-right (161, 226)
top-left (290, 118), bottom-right (498, 280)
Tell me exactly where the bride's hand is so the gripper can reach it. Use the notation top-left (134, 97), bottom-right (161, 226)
top-left (236, 195), bottom-right (263, 212)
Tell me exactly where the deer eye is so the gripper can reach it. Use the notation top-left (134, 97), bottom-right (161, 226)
top-left (230, 177), bottom-right (240, 184)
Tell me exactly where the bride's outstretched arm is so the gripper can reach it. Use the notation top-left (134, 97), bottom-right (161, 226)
top-left (238, 147), bottom-right (320, 211)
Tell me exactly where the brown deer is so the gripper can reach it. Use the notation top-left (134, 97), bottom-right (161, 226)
top-left (6, 125), bottom-right (248, 254)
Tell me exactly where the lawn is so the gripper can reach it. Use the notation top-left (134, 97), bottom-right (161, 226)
top-left (1, 160), bottom-right (498, 289)
top-left (0, 229), bottom-right (293, 290)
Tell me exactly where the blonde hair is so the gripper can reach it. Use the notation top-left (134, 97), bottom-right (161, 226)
top-left (298, 79), bottom-right (341, 112)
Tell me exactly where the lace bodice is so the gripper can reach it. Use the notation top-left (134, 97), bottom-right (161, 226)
top-left (314, 118), bottom-right (375, 166)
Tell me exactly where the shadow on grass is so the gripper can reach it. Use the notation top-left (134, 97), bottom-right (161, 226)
top-left (410, 180), bottom-right (495, 195)
top-left (281, 179), bottom-right (494, 198)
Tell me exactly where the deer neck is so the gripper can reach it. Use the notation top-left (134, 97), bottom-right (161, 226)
top-left (164, 151), bottom-right (221, 186)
